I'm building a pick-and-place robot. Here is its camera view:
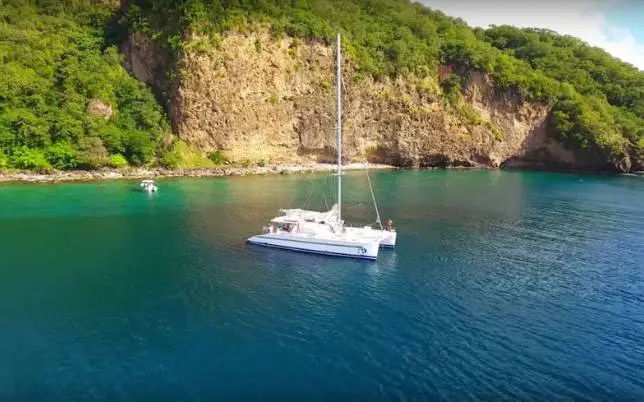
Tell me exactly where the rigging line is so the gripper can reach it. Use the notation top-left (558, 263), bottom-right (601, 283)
top-left (366, 168), bottom-right (383, 229)
top-left (304, 185), bottom-right (315, 210)
top-left (359, 138), bottom-right (383, 230)
top-left (327, 166), bottom-right (336, 208)
top-left (321, 171), bottom-right (331, 211)
top-left (341, 67), bottom-right (382, 228)
top-left (300, 166), bottom-right (318, 210)
top-left (286, 166), bottom-right (310, 208)
top-left (304, 169), bottom-right (321, 210)
top-left (310, 163), bottom-right (327, 208)
top-left (341, 73), bottom-right (347, 100)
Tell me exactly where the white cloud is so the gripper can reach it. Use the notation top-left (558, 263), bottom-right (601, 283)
top-left (418, 0), bottom-right (644, 70)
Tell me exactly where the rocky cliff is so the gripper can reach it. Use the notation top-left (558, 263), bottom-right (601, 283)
top-left (122, 29), bottom-right (595, 170)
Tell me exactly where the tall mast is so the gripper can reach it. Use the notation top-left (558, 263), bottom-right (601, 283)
top-left (336, 32), bottom-right (342, 222)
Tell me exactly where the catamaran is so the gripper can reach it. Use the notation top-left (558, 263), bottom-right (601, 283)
top-left (246, 33), bottom-right (397, 260)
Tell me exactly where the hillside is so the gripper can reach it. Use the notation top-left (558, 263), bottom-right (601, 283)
top-left (0, 0), bottom-right (174, 171)
top-left (1, 0), bottom-right (643, 172)
top-left (481, 25), bottom-right (644, 170)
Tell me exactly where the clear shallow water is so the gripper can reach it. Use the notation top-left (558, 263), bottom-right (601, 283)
top-left (0, 170), bottom-right (643, 401)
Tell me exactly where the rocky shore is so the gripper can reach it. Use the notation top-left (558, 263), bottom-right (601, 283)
top-left (0, 163), bottom-right (397, 184)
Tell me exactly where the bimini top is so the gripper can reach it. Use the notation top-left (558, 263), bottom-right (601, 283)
top-left (269, 215), bottom-right (302, 224)
top-left (278, 204), bottom-right (340, 223)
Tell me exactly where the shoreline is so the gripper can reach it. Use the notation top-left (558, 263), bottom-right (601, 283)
top-left (0, 163), bottom-right (399, 184)
top-left (1, 163), bottom-right (640, 184)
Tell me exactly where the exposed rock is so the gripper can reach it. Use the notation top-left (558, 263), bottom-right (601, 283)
top-left (0, 163), bottom-right (395, 183)
top-left (122, 32), bottom-right (163, 86)
top-left (87, 99), bottom-right (113, 119)
top-left (121, 31), bottom-right (176, 109)
top-left (125, 29), bottom-right (594, 170)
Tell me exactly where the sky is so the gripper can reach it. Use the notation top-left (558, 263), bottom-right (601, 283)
top-left (418, 0), bottom-right (644, 70)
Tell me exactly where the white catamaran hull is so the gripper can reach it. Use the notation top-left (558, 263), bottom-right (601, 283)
top-left (344, 227), bottom-right (397, 248)
top-left (247, 233), bottom-right (380, 260)
top-left (380, 231), bottom-right (396, 248)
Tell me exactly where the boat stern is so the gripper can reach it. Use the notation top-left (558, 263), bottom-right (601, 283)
top-left (246, 234), bottom-right (266, 245)
top-left (380, 230), bottom-right (397, 248)
top-left (362, 240), bottom-right (380, 259)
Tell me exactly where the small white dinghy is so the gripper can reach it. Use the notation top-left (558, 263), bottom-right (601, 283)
top-left (140, 179), bottom-right (158, 193)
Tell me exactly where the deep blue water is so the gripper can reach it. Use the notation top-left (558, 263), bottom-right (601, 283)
top-left (0, 170), bottom-right (643, 401)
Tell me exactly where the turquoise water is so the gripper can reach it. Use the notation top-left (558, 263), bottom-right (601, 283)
top-left (0, 170), bottom-right (643, 400)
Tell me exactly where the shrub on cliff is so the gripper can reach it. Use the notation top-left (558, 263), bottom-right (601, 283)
top-left (0, 151), bottom-right (9, 170)
top-left (10, 146), bottom-right (52, 172)
top-left (108, 154), bottom-right (129, 169)
top-left (208, 151), bottom-right (226, 165)
top-left (75, 137), bottom-right (108, 170)
top-left (123, 130), bottom-right (156, 166)
top-left (45, 142), bottom-right (78, 170)
top-left (159, 150), bottom-right (181, 169)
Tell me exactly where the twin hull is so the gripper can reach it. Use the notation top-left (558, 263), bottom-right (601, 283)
top-left (247, 233), bottom-right (381, 260)
top-left (345, 227), bottom-right (397, 248)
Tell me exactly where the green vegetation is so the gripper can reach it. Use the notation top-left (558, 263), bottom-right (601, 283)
top-left (491, 126), bottom-right (503, 142)
top-left (1, 0), bottom-right (642, 172)
top-left (124, 0), bottom-right (643, 170)
top-left (482, 25), bottom-right (644, 166)
top-left (108, 153), bottom-right (129, 168)
top-left (173, 140), bottom-right (216, 168)
top-left (0, 0), bottom-right (173, 171)
top-left (158, 149), bottom-right (181, 168)
top-left (208, 151), bottom-right (226, 165)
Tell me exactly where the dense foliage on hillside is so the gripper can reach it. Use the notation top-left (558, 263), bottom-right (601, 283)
top-left (0, 0), bottom-right (173, 171)
top-left (125, 0), bottom-right (643, 170)
top-left (481, 25), bottom-right (644, 166)
top-left (483, 26), bottom-right (644, 116)
top-left (1, 0), bottom-right (642, 171)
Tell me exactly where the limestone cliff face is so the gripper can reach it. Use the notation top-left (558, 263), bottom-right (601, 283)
top-left (461, 72), bottom-right (594, 171)
top-left (122, 32), bottom-right (175, 108)
top-left (124, 30), bottom-right (591, 169)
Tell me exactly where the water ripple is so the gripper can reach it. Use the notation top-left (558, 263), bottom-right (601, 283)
top-left (0, 171), bottom-right (643, 400)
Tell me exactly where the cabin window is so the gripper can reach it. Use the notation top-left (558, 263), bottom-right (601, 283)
top-left (272, 222), bottom-right (294, 232)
